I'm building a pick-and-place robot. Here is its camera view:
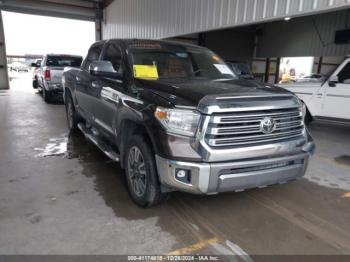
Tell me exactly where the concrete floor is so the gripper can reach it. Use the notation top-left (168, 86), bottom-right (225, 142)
top-left (1, 75), bottom-right (350, 256)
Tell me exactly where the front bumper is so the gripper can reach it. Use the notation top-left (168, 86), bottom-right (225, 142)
top-left (155, 141), bottom-right (315, 194)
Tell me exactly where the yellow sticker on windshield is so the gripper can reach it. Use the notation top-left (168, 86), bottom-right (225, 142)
top-left (133, 65), bottom-right (159, 80)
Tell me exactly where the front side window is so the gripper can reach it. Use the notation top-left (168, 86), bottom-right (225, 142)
top-left (337, 62), bottom-right (350, 83)
top-left (128, 43), bottom-right (237, 80)
top-left (84, 44), bottom-right (103, 70)
top-left (103, 43), bottom-right (123, 72)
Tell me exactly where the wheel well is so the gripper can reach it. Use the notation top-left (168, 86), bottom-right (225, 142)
top-left (65, 87), bottom-right (72, 97)
top-left (301, 100), bottom-right (312, 118)
top-left (64, 87), bottom-right (75, 104)
top-left (118, 120), bottom-right (153, 169)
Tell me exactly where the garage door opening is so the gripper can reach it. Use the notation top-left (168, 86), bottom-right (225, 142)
top-left (1, 11), bottom-right (95, 92)
top-left (279, 57), bottom-right (314, 84)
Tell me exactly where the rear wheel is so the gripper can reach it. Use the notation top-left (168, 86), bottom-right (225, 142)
top-left (43, 87), bottom-right (52, 103)
top-left (125, 135), bottom-right (168, 207)
top-left (32, 79), bottom-right (38, 89)
top-left (65, 92), bottom-right (79, 133)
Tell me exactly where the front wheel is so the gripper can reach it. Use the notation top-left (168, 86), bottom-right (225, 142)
top-left (65, 93), bottom-right (79, 133)
top-left (125, 135), bottom-right (168, 207)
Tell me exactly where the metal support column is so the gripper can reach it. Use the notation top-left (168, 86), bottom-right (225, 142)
top-left (317, 57), bottom-right (323, 74)
top-left (264, 58), bottom-right (271, 83)
top-left (274, 57), bottom-right (281, 84)
top-left (0, 11), bottom-right (9, 90)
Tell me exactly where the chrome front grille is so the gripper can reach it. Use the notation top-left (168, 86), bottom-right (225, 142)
top-left (205, 107), bottom-right (304, 147)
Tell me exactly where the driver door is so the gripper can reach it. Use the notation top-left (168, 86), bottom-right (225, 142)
top-left (91, 41), bottom-right (125, 134)
top-left (75, 43), bottom-right (103, 120)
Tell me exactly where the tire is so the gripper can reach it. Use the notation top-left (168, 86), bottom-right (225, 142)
top-left (65, 92), bottom-right (79, 133)
top-left (43, 87), bottom-right (52, 103)
top-left (125, 135), bottom-right (168, 207)
top-left (32, 79), bottom-right (38, 89)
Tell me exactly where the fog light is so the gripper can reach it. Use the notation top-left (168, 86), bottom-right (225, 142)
top-left (175, 169), bottom-right (191, 184)
top-left (177, 170), bottom-right (186, 178)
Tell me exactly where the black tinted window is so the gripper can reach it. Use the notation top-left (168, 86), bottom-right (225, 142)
top-left (103, 43), bottom-right (122, 72)
top-left (338, 62), bottom-right (350, 83)
top-left (84, 44), bottom-right (103, 70)
top-left (46, 56), bottom-right (82, 67)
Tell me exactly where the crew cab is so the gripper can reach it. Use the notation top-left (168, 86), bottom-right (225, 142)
top-left (32, 54), bottom-right (82, 103)
top-left (62, 39), bottom-right (315, 207)
top-left (279, 57), bottom-right (350, 124)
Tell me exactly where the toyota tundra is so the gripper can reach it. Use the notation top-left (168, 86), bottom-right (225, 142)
top-left (62, 39), bottom-right (315, 207)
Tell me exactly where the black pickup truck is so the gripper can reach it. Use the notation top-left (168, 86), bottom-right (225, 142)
top-left (62, 39), bottom-right (315, 207)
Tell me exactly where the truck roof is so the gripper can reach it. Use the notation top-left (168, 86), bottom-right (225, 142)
top-left (96, 39), bottom-right (205, 50)
top-left (45, 54), bottom-right (83, 57)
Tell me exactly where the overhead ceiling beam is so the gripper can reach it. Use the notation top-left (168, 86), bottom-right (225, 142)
top-left (101, 0), bottom-right (114, 9)
top-left (0, 0), bottom-right (98, 21)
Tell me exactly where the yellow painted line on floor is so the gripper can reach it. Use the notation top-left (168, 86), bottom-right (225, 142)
top-left (167, 237), bottom-right (221, 255)
top-left (342, 192), bottom-right (350, 198)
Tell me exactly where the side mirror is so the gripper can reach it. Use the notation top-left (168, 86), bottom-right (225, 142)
top-left (328, 75), bottom-right (338, 87)
top-left (89, 60), bottom-right (123, 81)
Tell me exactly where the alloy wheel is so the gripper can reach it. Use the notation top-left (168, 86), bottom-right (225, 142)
top-left (67, 99), bottom-right (74, 129)
top-left (127, 146), bottom-right (147, 197)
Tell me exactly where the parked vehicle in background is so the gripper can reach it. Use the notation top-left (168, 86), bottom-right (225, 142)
top-left (32, 54), bottom-right (83, 103)
top-left (296, 73), bottom-right (328, 83)
top-left (9, 62), bottom-right (29, 72)
top-left (63, 39), bottom-right (315, 207)
top-left (33, 59), bottom-right (42, 68)
top-left (279, 57), bottom-right (350, 125)
top-left (226, 61), bottom-right (255, 80)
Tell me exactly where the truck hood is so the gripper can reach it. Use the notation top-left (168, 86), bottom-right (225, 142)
top-left (278, 82), bottom-right (322, 89)
top-left (136, 78), bottom-right (299, 113)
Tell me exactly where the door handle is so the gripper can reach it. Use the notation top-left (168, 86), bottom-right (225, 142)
top-left (316, 93), bottom-right (323, 98)
top-left (91, 81), bottom-right (100, 88)
top-left (76, 76), bottom-right (81, 82)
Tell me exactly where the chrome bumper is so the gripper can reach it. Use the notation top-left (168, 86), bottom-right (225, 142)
top-left (155, 141), bottom-right (314, 194)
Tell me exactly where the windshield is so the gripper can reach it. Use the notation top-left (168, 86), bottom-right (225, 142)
top-left (229, 63), bottom-right (252, 75)
top-left (46, 56), bottom-right (82, 67)
top-left (128, 43), bottom-right (237, 80)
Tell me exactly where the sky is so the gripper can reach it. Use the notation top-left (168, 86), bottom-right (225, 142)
top-left (2, 11), bottom-right (96, 57)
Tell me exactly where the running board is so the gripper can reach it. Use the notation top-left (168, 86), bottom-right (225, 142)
top-left (77, 123), bottom-right (120, 162)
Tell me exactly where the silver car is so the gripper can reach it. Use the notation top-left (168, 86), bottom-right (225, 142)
top-left (32, 54), bottom-right (82, 103)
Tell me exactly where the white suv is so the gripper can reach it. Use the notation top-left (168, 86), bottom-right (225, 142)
top-left (280, 57), bottom-right (350, 124)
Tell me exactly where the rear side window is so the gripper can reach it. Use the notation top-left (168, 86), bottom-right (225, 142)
top-left (46, 56), bottom-right (82, 67)
top-left (83, 44), bottom-right (103, 70)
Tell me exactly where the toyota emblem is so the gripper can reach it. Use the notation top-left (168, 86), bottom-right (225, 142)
top-left (260, 117), bottom-right (276, 134)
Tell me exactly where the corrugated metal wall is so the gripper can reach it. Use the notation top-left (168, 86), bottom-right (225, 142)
top-left (204, 29), bottom-right (255, 62)
top-left (257, 9), bottom-right (350, 57)
top-left (103, 0), bottom-right (350, 39)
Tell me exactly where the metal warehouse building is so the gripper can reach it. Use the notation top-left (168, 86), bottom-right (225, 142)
top-left (1, 0), bottom-right (350, 89)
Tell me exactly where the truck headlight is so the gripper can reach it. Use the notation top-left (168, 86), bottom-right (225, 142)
top-left (301, 102), bottom-right (307, 122)
top-left (154, 107), bottom-right (201, 136)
